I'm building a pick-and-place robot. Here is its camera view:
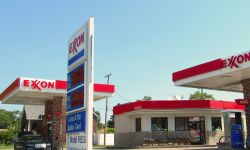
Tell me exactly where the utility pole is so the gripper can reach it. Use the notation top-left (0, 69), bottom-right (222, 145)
top-left (104, 73), bottom-right (111, 146)
top-left (201, 88), bottom-right (204, 100)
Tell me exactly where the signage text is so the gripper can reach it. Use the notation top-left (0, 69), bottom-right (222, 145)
top-left (227, 52), bottom-right (250, 69)
top-left (235, 99), bottom-right (249, 105)
top-left (69, 32), bottom-right (84, 55)
top-left (23, 79), bottom-right (55, 91)
top-left (66, 111), bottom-right (85, 133)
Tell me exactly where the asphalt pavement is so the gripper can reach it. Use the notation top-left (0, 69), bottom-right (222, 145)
top-left (93, 145), bottom-right (218, 150)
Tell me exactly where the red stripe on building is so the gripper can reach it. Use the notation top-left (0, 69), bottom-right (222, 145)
top-left (0, 78), bottom-right (20, 100)
top-left (172, 59), bottom-right (226, 82)
top-left (94, 84), bottom-right (115, 93)
top-left (113, 100), bottom-right (245, 115)
top-left (55, 80), bottom-right (67, 89)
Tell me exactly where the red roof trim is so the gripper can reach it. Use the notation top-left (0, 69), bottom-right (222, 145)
top-left (94, 84), bottom-right (115, 93)
top-left (0, 78), bottom-right (20, 101)
top-left (55, 80), bottom-right (67, 89)
top-left (113, 100), bottom-right (245, 115)
top-left (172, 59), bottom-right (226, 82)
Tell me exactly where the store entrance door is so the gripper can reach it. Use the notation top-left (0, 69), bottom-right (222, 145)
top-left (189, 117), bottom-right (206, 145)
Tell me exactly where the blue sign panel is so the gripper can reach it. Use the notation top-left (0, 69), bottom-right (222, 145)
top-left (67, 63), bottom-right (84, 91)
top-left (67, 86), bottom-right (84, 112)
top-left (68, 50), bottom-right (85, 66)
top-left (231, 124), bottom-right (244, 149)
top-left (66, 111), bottom-right (85, 133)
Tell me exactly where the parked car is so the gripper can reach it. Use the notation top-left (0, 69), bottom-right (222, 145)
top-left (14, 132), bottom-right (51, 150)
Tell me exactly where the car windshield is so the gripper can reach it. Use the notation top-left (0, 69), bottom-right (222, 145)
top-left (23, 135), bottom-right (43, 142)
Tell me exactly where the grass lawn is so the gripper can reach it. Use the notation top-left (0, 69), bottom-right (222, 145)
top-left (0, 144), bottom-right (13, 150)
top-left (93, 145), bottom-right (115, 149)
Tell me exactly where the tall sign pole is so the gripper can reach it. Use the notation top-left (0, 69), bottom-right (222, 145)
top-left (86, 17), bottom-right (94, 149)
top-left (66, 17), bottom-right (94, 150)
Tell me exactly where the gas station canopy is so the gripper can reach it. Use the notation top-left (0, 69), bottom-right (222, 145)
top-left (0, 77), bottom-right (115, 105)
top-left (172, 51), bottom-right (250, 92)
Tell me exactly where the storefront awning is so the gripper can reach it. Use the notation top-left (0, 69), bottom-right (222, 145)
top-left (0, 77), bottom-right (115, 105)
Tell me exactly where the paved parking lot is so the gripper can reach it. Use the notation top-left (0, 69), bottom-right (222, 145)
top-left (93, 146), bottom-right (218, 150)
top-left (94, 148), bottom-right (217, 150)
top-left (131, 148), bottom-right (217, 150)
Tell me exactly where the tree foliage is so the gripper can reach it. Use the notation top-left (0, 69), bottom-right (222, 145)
top-left (94, 110), bottom-right (105, 129)
top-left (143, 96), bottom-right (152, 100)
top-left (0, 109), bottom-right (20, 129)
top-left (107, 115), bottom-right (114, 128)
top-left (0, 109), bottom-right (21, 145)
top-left (189, 90), bottom-right (215, 100)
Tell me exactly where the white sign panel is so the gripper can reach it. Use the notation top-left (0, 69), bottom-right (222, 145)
top-left (67, 133), bottom-right (87, 150)
top-left (68, 22), bottom-right (88, 71)
top-left (66, 17), bottom-right (94, 150)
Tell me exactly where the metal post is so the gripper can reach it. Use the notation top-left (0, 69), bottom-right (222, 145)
top-left (28, 119), bottom-right (31, 131)
top-left (201, 88), bottom-right (204, 99)
top-left (104, 73), bottom-right (111, 146)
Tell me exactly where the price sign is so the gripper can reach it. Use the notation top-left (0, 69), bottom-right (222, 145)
top-left (67, 86), bottom-right (84, 111)
top-left (67, 64), bottom-right (84, 91)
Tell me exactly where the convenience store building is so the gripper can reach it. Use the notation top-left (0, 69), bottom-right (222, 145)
top-left (113, 100), bottom-right (245, 147)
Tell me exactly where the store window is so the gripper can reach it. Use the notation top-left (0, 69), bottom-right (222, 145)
top-left (212, 117), bottom-right (222, 131)
top-left (135, 118), bottom-right (141, 132)
top-left (151, 117), bottom-right (168, 131)
top-left (175, 117), bottom-right (188, 131)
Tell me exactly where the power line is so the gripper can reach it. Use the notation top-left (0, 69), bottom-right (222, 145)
top-left (115, 92), bottom-right (130, 103)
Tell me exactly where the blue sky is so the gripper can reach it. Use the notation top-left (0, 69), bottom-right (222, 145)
top-left (0, 0), bottom-right (249, 122)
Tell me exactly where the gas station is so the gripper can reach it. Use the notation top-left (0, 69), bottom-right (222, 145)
top-left (0, 77), bottom-right (115, 147)
top-left (1, 15), bottom-right (250, 149)
top-left (173, 50), bottom-right (250, 149)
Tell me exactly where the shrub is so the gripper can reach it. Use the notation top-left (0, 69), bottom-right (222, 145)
top-left (107, 128), bottom-right (114, 133)
top-left (0, 131), bottom-right (13, 145)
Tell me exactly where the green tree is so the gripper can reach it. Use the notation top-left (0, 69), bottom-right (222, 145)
top-left (0, 109), bottom-right (21, 129)
top-left (189, 90), bottom-right (215, 100)
top-left (0, 109), bottom-right (21, 144)
top-left (143, 96), bottom-right (152, 100)
top-left (94, 110), bottom-right (105, 129)
top-left (107, 115), bottom-right (114, 128)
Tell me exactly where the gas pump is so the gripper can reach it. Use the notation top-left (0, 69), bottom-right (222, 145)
top-left (231, 112), bottom-right (244, 149)
top-left (223, 111), bottom-right (244, 149)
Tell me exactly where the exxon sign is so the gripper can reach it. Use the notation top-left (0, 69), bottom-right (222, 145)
top-left (68, 32), bottom-right (84, 55)
top-left (226, 51), bottom-right (250, 69)
top-left (20, 78), bottom-right (66, 92)
top-left (68, 23), bottom-right (88, 67)
top-left (23, 79), bottom-right (55, 91)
